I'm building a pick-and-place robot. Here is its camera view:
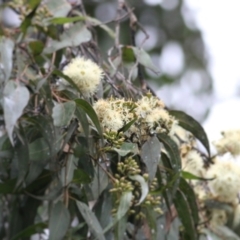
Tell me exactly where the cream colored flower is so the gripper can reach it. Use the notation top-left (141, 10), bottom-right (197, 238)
top-left (212, 129), bottom-right (240, 156)
top-left (206, 158), bottom-right (240, 204)
top-left (62, 57), bottom-right (104, 97)
top-left (182, 150), bottom-right (204, 177)
top-left (210, 209), bottom-right (228, 227)
top-left (94, 99), bottom-right (124, 132)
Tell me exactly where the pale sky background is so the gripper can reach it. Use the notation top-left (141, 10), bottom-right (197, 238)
top-left (185, 0), bottom-right (240, 144)
top-left (144, 0), bottom-right (240, 147)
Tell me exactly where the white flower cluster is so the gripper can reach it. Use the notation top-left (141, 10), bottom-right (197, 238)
top-left (175, 128), bottom-right (240, 229)
top-left (213, 130), bottom-right (240, 156)
top-left (93, 94), bottom-right (177, 140)
top-left (62, 57), bottom-right (104, 97)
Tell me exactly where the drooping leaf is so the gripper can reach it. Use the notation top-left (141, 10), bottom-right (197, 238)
top-left (46, 0), bottom-right (71, 17)
top-left (141, 136), bottom-right (161, 181)
top-left (75, 99), bottom-right (103, 137)
top-left (52, 101), bottom-right (76, 127)
top-left (50, 16), bottom-right (85, 24)
top-left (49, 201), bottom-right (70, 240)
top-left (76, 201), bottom-right (106, 240)
top-left (144, 207), bottom-right (157, 240)
top-left (73, 169), bottom-right (91, 184)
top-left (75, 105), bottom-right (89, 138)
top-left (157, 133), bottom-right (181, 171)
top-left (179, 177), bottom-right (199, 225)
top-left (132, 47), bottom-right (159, 72)
top-left (3, 81), bottom-right (30, 144)
top-left (93, 188), bottom-right (113, 239)
top-left (60, 153), bottom-right (78, 186)
top-left (0, 37), bottom-right (14, 83)
top-left (182, 171), bottom-right (214, 181)
top-left (173, 189), bottom-right (198, 240)
top-left (122, 46), bottom-right (136, 63)
top-left (28, 40), bottom-right (44, 56)
top-left (15, 126), bottom-right (30, 187)
top-left (113, 142), bottom-right (138, 157)
top-left (87, 165), bottom-right (109, 200)
top-left (118, 118), bottom-right (137, 134)
top-left (11, 222), bottom-right (47, 240)
top-left (0, 178), bottom-right (16, 194)
top-left (129, 175), bottom-right (149, 205)
top-left (44, 22), bottom-right (92, 54)
top-left (52, 69), bottom-right (82, 94)
top-left (20, 0), bottom-right (41, 34)
top-left (169, 110), bottom-right (211, 157)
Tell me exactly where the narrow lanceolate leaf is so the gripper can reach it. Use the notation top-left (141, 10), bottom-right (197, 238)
top-left (141, 136), bottom-right (161, 181)
top-left (49, 201), bottom-right (70, 240)
top-left (44, 22), bottom-right (91, 54)
top-left (179, 177), bottom-right (199, 225)
top-left (103, 191), bottom-right (133, 234)
top-left (129, 175), bottom-right (148, 205)
top-left (173, 189), bottom-right (198, 240)
top-left (52, 101), bottom-right (76, 127)
top-left (0, 37), bottom-right (14, 83)
top-left (132, 47), bottom-right (159, 72)
top-left (157, 133), bottom-right (181, 171)
top-left (169, 110), bottom-right (211, 157)
top-left (76, 201), bottom-right (106, 240)
top-left (113, 142), bottom-right (138, 157)
top-left (75, 99), bottom-right (103, 137)
top-left (3, 81), bottom-right (30, 145)
top-left (11, 222), bottom-right (47, 240)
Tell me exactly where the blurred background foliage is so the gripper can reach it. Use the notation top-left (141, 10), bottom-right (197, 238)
top-left (83, 0), bottom-right (213, 121)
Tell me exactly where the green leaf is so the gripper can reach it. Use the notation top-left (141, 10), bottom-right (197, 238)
top-left (129, 175), bottom-right (149, 205)
top-left (75, 99), bottom-right (103, 137)
top-left (179, 177), bottom-right (199, 225)
top-left (173, 189), bottom-right (198, 240)
top-left (76, 201), bottom-right (106, 240)
top-left (0, 178), bottom-right (16, 194)
top-left (29, 40), bottom-right (44, 56)
top-left (118, 118), bottom-right (137, 134)
top-left (87, 165), bottom-right (109, 200)
top-left (182, 171), bottom-right (214, 181)
top-left (93, 189), bottom-right (113, 239)
top-left (132, 47), bottom-right (159, 72)
top-left (11, 222), bottom-right (47, 240)
top-left (46, 0), bottom-right (71, 17)
top-left (113, 142), bottom-right (138, 157)
top-left (20, 0), bottom-right (41, 34)
top-left (116, 191), bottom-right (133, 220)
top-left (75, 105), bottom-right (89, 138)
top-left (73, 169), bottom-right (91, 184)
top-left (145, 207), bottom-right (157, 240)
top-left (15, 126), bottom-right (30, 187)
top-left (52, 101), bottom-right (76, 127)
top-left (157, 133), bottom-right (181, 171)
top-left (169, 110), bottom-right (211, 157)
top-left (122, 46), bottom-right (135, 63)
top-left (52, 69), bottom-right (82, 94)
top-left (0, 37), bottom-right (14, 82)
top-left (141, 136), bottom-right (161, 181)
top-left (50, 16), bottom-right (85, 24)
top-left (60, 153), bottom-right (78, 186)
top-left (49, 201), bottom-right (70, 240)
top-left (44, 22), bottom-right (92, 54)
top-left (3, 81), bottom-right (30, 145)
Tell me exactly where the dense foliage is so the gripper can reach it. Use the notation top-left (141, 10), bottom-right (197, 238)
top-left (0, 0), bottom-right (239, 240)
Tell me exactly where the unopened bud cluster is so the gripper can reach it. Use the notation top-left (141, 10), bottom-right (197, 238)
top-left (103, 131), bottom-right (125, 149)
top-left (8, 0), bottom-right (52, 31)
top-left (110, 158), bottom-right (162, 219)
